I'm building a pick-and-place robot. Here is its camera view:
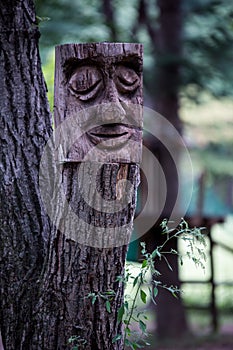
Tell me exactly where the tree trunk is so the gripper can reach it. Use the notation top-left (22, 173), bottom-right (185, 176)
top-left (32, 42), bottom-right (143, 349)
top-left (150, 0), bottom-right (189, 339)
top-left (35, 163), bottom-right (140, 349)
top-left (0, 0), bottom-right (51, 349)
top-left (0, 28), bottom-right (143, 350)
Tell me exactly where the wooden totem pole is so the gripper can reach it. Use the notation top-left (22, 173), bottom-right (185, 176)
top-left (39, 43), bottom-right (143, 349)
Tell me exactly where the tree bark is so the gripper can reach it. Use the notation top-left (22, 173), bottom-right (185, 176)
top-left (32, 42), bottom-right (143, 349)
top-left (35, 162), bottom-right (140, 349)
top-left (0, 3), bottom-right (143, 348)
top-left (0, 0), bottom-right (51, 349)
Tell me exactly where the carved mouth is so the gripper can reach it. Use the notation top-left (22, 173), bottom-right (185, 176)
top-left (87, 124), bottom-right (132, 148)
top-left (90, 131), bottom-right (128, 139)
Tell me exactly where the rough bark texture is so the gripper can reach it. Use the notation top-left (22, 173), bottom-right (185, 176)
top-left (0, 0), bottom-right (51, 349)
top-left (33, 43), bottom-right (143, 349)
top-left (0, 3), bottom-right (143, 347)
top-left (35, 163), bottom-right (140, 349)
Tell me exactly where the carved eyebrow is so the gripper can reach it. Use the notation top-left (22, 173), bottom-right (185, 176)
top-left (63, 55), bottom-right (142, 83)
top-left (115, 55), bottom-right (142, 73)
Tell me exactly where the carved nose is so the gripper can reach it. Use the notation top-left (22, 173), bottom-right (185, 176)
top-left (100, 102), bottom-right (126, 123)
top-left (100, 80), bottom-right (126, 122)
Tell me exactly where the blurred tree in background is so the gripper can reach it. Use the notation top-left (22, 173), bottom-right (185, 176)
top-left (35, 0), bottom-right (233, 340)
top-left (36, 0), bottom-right (233, 99)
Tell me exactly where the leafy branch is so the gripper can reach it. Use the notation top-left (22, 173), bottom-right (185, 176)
top-left (113, 218), bottom-right (206, 349)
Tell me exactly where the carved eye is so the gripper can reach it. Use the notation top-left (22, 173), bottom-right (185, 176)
top-left (68, 66), bottom-right (102, 101)
top-left (115, 66), bottom-right (140, 93)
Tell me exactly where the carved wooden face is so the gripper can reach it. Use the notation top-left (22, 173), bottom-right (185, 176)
top-left (55, 44), bottom-right (143, 163)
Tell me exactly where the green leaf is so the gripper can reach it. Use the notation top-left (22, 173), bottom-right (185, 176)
top-left (125, 338), bottom-right (130, 346)
top-left (105, 290), bottom-right (116, 295)
top-left (151, 248), bottom-right (159, 258)
top-left (125, 326), bottom-right (131, 335)
top-left (87, 292), bottom-right (95, 298)
top-left (116, 275), bottom-right (123, 282)
top-left (92, 295), bottom-right (97, 305)
top-left (133, 276), bottom-right (139, 287)
top-left (117, 304), bottom-right (125, 322)
top-left (141, 259), bottom-right (148, 268)
top-left (140, 289), bottom-right (147, 304)
top-left (140, 242), bottom-right (146, 248)
top-left (153, 286), bottom-right (158, 298)
top-left (139, 320), bottom-right (147, 333)
top-left (112, 334), bottom-right (122, 343)
top-left (106, 300), bottom-right (111, 313)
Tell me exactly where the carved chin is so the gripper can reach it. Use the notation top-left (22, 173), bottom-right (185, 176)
top-left (87, 124), bottom-right (132, 149)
